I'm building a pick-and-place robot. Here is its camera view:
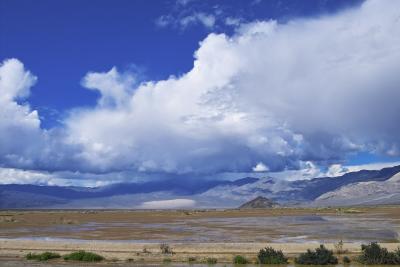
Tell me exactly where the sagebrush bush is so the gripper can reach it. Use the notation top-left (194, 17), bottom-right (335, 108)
top-left (343, 255), bottom-right (351, 264)
top-left (63, 250), bottom-right (104, 262)
top-left (334, 239), bottom-right (347, 254)
top-left (163, 258), bottom-right (172, 263)
top-left (188, 256), bottom-right (196, 262)
top-left (357, 242), bottom-right (400, 265)
top-left (257, 247), bottom-right (288, 264)
top-left (160, 243), bottom-right (173, 254)
top-left (295, 245), bottom-right (338, 265)
top-left (233, 255), bottom-right (249, 264)
top-left (206, 257), bottom-right (217, 264)
top-left (26, 252), bottom-right (60, 261)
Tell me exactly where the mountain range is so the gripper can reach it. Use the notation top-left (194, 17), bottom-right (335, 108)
top-left (1, 165), bottom-right (399, 209)
top-left (314, 172), bottom-right (400, 206)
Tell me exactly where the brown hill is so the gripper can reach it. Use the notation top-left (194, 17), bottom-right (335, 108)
top-left (239, 196), bottom-right (278, 209)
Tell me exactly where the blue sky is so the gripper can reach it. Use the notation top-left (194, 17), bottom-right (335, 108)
top-left (1, 0), bottom-right (400, 185)
top-left (1, 0), bottom-right (363, 127)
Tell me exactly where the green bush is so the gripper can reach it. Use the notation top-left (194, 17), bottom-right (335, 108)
top-left (295, 245), bottom-right (338, 265)
top-left (357, 242), bottom-right (400, 265)
top-left (233, 255), bottom-right (249, 264)
top-left (206, 257), bottom-right (218, 264)
top-left (63, 250), bottom-right (104, 262)
top-left (257, 247), bottom-right (288, 264)
top-left (343, 255), bottom-right (351, 264)
top-left (26, 252), bottom-right (61, 261)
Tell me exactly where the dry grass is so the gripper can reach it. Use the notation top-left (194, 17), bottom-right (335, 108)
top-left (1, 239), bottom-right (400, 263)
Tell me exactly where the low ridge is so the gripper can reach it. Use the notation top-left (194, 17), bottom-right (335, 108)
top-left (239, 196), bottom-right (278, 209)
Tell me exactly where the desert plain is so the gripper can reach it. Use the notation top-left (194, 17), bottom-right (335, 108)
top-left (0, 206), bottom-right (399, 265)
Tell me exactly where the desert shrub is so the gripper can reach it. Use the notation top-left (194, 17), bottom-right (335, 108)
top-left (206, 257), bottom-right (218, 264)
top-left (343, 256), bottom-right (351, 264)
top-left (295, 245), bottom-right (338, 265)
top-left (63, 250), bottom-right (104, 262)
top-left (357, 242), bottom-right (400, 265)
top-left (334, 239), bottom-right (347, 254)
top-left (188, 256), bottom-right (196, 262)
top-left (26, 252), bottom-right (60, 261)
top-left (163, 258), bottom-right (172, 263)
top-left (258, 247), bottom-right (288, 264)
top-left (233, 255), bottom-right (249, 264)
top-left (160, 243), bottom-right (173, 254)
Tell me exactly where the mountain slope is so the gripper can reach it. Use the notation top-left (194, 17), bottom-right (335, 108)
top-left (0, 191), bottom-right (67, 208)
top-left (0, 177), bottom-right (259, 209)
top-left (0, 178), bottom-right (255, 200)
top-left (314, 172), bottom-right (400, 206)
top-left (283, 165), bottom-right (400, 201)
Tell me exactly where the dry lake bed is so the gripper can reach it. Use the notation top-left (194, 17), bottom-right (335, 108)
top-left (0, 206), bottom-right (399, 265)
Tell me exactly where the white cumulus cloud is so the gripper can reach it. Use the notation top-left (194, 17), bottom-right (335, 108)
top-left (65, 0), bottom-right (400, 175)
top-left (253, 162), bottom-right (269, 172)
top-left (0, 59), bottom-right (44, 168)
top-left (1, 0), bottom-right (400, 181)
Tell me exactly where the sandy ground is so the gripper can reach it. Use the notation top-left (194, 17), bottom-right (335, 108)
top-left (1, 206), bottom-right (400, 241)
top-left (1, 239), bottom-right (399, 263)
top-left (0, 206), bottom-right (399, 264)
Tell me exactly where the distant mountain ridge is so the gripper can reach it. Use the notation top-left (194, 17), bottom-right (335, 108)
top-left (0, 177), bottom-right (259, 200)
top-left (283, 165), bottom-right (400, 201)
top-left (0, 177), bottom-right (259, 209)
top-left (198, 165), bottom-right (400, 206)
top-left (314, 171), bottom-right (400, 206)
top-left (1, 165), bottom-right (399, 209)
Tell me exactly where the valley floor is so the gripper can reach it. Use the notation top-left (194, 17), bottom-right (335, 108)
top-left (0, 206), bottom-right (399, 264)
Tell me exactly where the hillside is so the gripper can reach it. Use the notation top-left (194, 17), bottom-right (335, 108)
top-left (314, 172), bottom-right (400, 206)
top-left (239, 196), bottom-right (278, 209)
